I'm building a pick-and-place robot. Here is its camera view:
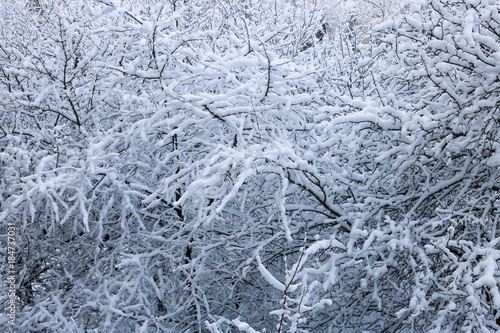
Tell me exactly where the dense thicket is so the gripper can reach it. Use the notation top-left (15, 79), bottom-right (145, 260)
top-left (0, 0), bottom-right (498, 332)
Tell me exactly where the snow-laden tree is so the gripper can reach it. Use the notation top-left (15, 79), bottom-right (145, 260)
top-left (0, 0), bottom-right (498, 332)
top-left (209, 0), bottom-right (500, 331)
top-left (246, 0), bottom-right (500, 331)
top-left (362, 1), bottom-right (500, 330)
top-left (0, 0), bottom-right (332, 331)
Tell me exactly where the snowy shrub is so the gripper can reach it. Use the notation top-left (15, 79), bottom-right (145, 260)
top-left (0, 0), bottom-right (498, 332)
